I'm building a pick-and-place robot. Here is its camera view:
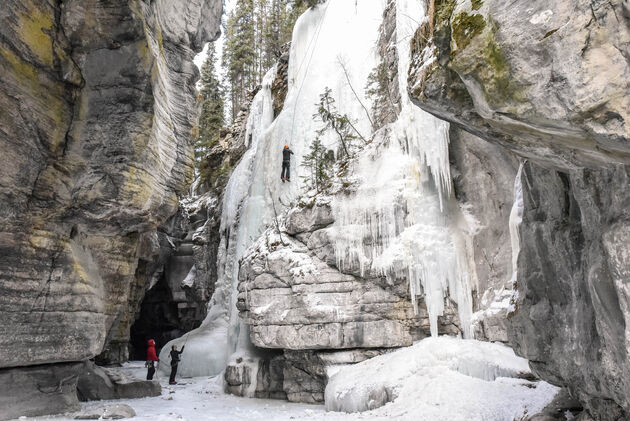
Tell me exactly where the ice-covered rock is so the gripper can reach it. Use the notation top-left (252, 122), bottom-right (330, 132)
top-left (238, 225), bottom-right (461, 352)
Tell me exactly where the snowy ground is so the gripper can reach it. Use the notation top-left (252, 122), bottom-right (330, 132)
top-left (13, 338), bottom-right (558, 421)
top-left (13, 362), bottom-right (329, 421)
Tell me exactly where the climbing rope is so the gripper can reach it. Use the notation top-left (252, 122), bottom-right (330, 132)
top-left (288, 1), bottom-right (331, 145)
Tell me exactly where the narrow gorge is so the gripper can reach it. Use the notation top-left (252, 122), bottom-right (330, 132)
top-left (0, 0), bottom-right (628, 420)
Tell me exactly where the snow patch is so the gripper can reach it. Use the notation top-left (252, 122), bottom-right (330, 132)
top-left (325, 336), bottom-right (559, 419)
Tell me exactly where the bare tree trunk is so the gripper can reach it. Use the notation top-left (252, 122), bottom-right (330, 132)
top-left (428, 0), bottom-right (436, 36)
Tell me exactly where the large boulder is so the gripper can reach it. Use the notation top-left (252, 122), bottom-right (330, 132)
top-left (0, 362), bottom-right (83, 421)
top-left (76, 361), bottom-right (161, 401)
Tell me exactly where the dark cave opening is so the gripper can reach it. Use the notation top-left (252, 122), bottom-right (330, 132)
top-left (128, 274), bottom-right (186, 360)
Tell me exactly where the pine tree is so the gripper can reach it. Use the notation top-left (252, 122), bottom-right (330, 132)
top-left (223, 0), bottom-right (256, 121)
top-left (221, 0), bottom-right (311, 123)
top-left (314, 87), bottom-right (366, 161)
top-left (301, 138), bottom-right (333, 192)
top-left (196, 44), bottom-right (225, 182)
top-left (365, 62), bottom-right (396, 129)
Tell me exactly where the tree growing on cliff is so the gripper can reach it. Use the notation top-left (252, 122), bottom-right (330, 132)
top-left (365, 62), bottom-right (397, 129)
top-left (314, 87), bottom-right (367, 161)
top-left (196, 44), bottom-right (225, 183)
top-left (301, 138), bottom-right (333, 192)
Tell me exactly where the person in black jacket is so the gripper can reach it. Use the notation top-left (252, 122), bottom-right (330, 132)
top-left (168, 344), bottom-right (185, 385)
top-left (281, 144), bottom-right (294, 182)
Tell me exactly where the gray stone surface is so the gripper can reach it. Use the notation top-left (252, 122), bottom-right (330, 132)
top-left (224, 353), bottom-right (286, 400)
top-left (74, 404), bottom-right (136, 420)
top-left (409, 0), bottom-right (630, 169)
top-left (449, 127), bottom-right (519, 342)
top-left (407, 1), bottom-right (630, 418)
top-left (508, 163), bottom-right (630, 420)
top-left (77, 361), bottom-right (161, 402)
top-left (285, 202), bottom-right (335, 235)
top-left (0, 362), bottom-right (83, 421)
top-left (0, 0), bottom-right (221, 418)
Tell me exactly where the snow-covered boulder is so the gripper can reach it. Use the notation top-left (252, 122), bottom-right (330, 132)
top-left (325, 337), bottom-right (559, 420)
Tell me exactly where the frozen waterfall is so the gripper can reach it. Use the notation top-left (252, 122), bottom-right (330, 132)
top-left (163, 0), bottom-right (477, 376)
top-left (328, 0), bottom-right (473, 337)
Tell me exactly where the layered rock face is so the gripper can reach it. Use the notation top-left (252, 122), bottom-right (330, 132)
top-left (408, 0), bottom-right (630, 418)
top-left (410, 0), bottom-right (630, 168)
top-left (0, 0), bottom-right (221, 417)
top-left (238, 202), bottom-right (461, 353)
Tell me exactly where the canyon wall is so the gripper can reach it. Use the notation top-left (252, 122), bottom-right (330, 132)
top-left (0, 0), bottom-right (221, 418)
top-left (408, 0), bottom-right (630, 419)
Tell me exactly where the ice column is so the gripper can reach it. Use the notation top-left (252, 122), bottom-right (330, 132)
top-left (507, 163), bottom-right (525, 314)
top-left (330, 0), bottom-right (473, 337)
top-left (158, 67), bottom-right (277, 377)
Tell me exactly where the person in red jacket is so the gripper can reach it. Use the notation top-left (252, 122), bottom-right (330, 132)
top-left (145, 339), bottom-right (159, 380)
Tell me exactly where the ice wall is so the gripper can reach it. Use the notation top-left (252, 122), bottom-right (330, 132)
top-left (507, 163), bottom-right (524, 314)
top-left (160, 0), bottom-right (387, 376)
top-left (162, 0), bottom-right (483, 376)
top-left (329, 0), bottom-right (474, 337)
top-left (159, 66), bottom-right (276, 376)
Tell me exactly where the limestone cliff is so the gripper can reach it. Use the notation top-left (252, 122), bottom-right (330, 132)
top-left (408, 0), bottom-right (630, 419)
top-left (0, 0), bottom-right (221, 418)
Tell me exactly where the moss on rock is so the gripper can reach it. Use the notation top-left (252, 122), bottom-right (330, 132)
top-left (17, 6), bottom-right (54, 67)
top-left (434, 0), bottom-right (457, 32)
top-left (452, 12), bottom-right (486, 51)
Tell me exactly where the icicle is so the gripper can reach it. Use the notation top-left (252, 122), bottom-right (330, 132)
top-left (329, 0), bottom-right (473, 338)
top-left (507, 163), bottom-right (525, 314)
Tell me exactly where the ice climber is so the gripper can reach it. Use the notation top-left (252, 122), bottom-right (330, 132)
top-left (169, 344), bottom-right (185, 384)
top-left (281, 144), bottom-right (294, 182)
top-left (145, 339), bottom-right (159, 380)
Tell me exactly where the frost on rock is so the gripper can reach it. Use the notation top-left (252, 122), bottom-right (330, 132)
top-left (325, 336), bottom-right (560, 419)
top-left (329, 0), bottom-right (473, 338)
